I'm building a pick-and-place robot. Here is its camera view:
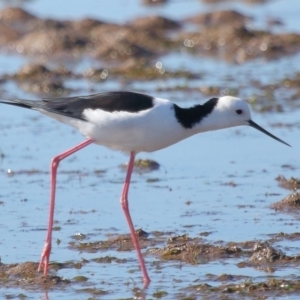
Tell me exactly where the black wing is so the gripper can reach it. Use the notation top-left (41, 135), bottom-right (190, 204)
top-left (0, 91), bottom-right (154, 121)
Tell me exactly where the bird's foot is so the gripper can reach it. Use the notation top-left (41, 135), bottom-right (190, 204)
top-left (38, 242), bottom-right (51, 276)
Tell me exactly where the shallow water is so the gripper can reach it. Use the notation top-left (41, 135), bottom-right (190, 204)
top-left (0, 0), bottom-right (300, 299)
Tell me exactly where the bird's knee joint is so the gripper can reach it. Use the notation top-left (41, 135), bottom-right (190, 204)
top-left (51, 156), bottom-right (60, 169)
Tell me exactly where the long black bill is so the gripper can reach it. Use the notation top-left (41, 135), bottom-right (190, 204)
top-left (248, 120), bottom-right (290, 147)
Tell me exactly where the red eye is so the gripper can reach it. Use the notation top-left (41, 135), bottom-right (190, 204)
top-left (236, 109), bottom-right (243, 115)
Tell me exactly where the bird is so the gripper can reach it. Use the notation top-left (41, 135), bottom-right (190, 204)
top-left (0, 91), bottom-right (290, 286)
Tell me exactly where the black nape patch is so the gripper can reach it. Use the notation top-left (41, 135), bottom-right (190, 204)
top-left (41, 91), bottom-right (154, 120)
top-left (173, 98), bottom-right (219, 129)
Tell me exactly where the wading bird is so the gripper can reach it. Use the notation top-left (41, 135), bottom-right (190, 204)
top-left (0, 91), bottom-right (290, 286)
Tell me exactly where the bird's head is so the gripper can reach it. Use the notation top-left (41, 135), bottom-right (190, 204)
top-left (212, 96), bottom-right (290, 147)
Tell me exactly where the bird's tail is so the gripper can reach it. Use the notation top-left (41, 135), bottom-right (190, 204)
top-left (0, 98), bottom-right (38, 110)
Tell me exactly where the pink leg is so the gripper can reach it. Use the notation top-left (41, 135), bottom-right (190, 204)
top-left (121, 151), bottom-right (150, 287)
top-left (38, 138), bottom-right (94, 275)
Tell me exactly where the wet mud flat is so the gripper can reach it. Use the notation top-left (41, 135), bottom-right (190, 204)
top-left (1, 3), bottom-right (300, 103)
top-left (1, 163), bottom-right (300, 299)
top-left (0, 0), bottom-right (300, 299)
top-left (1, 227), bottom-right (300, 299)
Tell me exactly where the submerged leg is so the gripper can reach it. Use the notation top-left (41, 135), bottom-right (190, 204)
top-left (120, 151), bottom-right (150, 287)
top-left (38, 138), bottom-right (94, 275)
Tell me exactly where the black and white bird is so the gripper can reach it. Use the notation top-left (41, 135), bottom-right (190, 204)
top-left (0, 91), bottom-right (290, 286)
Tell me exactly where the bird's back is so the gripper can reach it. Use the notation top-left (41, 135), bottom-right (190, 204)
top-left (39, 91), bottom-right (155, 120)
